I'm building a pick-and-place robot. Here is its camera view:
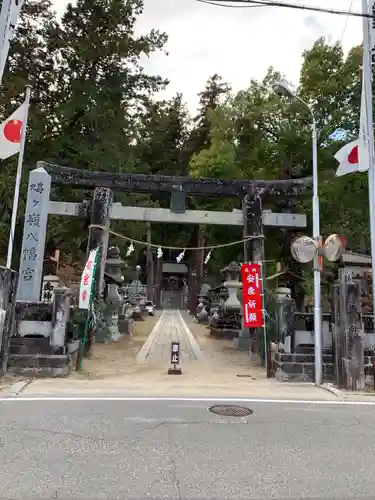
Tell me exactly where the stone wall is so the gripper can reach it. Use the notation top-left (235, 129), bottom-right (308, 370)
top-left (0, 267), bottom-right (18, 375)
top-left (273, 349), bottom-right (334, 382)
top-left (6, 291), bottom-right (80, 378)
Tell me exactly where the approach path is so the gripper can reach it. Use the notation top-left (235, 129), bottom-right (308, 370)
top-left (136, 309), bottom-right (203, 363)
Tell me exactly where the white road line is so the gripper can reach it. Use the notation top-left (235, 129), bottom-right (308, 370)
top-left (1, 396), bottom-right (375, 405)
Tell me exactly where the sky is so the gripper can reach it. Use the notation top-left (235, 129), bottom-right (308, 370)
top-left (53, 0), bottom-right (363, 112)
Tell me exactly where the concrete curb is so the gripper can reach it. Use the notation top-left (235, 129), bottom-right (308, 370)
top-left (136, 311), bottom-right (165, 363)
top-left (1, 379), bottom-right (31, 398)
top-left (178, 310), bottom-right (204, 361)
top-left (321, 383), bottom-right (347, 400)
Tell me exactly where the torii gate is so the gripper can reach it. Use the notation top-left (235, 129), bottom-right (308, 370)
top-left (17, 162), bottom-right (310, 316)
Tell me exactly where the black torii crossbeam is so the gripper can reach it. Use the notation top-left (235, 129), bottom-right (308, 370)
top-left (39, 161), bottom-right (312, 198)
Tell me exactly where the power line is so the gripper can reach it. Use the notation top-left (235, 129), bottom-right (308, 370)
top-left (340, 0), bottom-right (354, 43)
top-left (196, 0), bottom-right (374, 19)
top-left (197, 0), bottom-right (265, 7)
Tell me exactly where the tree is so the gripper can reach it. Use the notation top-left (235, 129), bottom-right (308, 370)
top-left (136, 94), bottom-right (190, 178)
top-left (298, 39), bottom-right (365, 250)
top-left (47, 0), bottom-right (167, 169)
top-left (44, 0), bottom-right (170, 259)
top-left (0, 3), bottom-right (369, 292)
top-left (0, 0), bottom-right (59, 262)
top-left (0, 0), bottom-right (170, 265)
top-left (188, 38), bottom-right (366, 296)
top-left (183, 74), bottom-right (230, 166)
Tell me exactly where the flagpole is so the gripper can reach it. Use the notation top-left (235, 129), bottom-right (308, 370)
top-left (6, 84), bottom-right (31, 269)
top-left (0, 0), bottom-right (24, 87)
top-left (0, 0), bottom-right (11, 48)
top-left (361, 0), bottom-right (375, 315)
top-left (0, 0), bottom-right (10, 87)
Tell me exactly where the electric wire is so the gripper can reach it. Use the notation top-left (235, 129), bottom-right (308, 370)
top-left (340, 0), bottom-right (354, 43)
top-left (196, 0), bottom-right (374, 19)
top-left (197, 0), bottom-right (264, 7)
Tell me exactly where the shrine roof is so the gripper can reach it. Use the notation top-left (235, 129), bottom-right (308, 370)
top-left (340, 251), bottom-right (372, 266)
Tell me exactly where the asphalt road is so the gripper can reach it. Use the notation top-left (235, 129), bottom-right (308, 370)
top-left (0, 398), bottom-right (374, 499)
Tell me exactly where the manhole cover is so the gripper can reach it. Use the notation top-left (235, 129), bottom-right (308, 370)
top-left (208, 405), bottom-right (253, 417)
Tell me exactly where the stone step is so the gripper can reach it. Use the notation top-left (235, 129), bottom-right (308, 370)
top-left (9, 337), bottom-right (67, 355)
top-left (275, 352), bottom-right (333, 363)
top-left (295, 344), bottom-right (332, 355)
top-left (8, 353), bottom-right (70, 369)
top-left (274, 360), bottom-right (334, 382)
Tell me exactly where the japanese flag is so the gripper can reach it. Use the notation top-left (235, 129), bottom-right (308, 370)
top-left (334, 140), bottom-right (361, 177)
top-left (334, 78), bottom-right (369, 177)
top-left (0, 100), bottom-right (28, 160)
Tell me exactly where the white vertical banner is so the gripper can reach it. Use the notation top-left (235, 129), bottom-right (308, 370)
top-left (0, 0), bottom-right (25, 85)
top-left (79, 248), bottom-right (99, 310)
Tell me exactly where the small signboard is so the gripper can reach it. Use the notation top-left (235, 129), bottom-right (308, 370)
top-left (168, 341), bottom-right (182, 375)
top-left (171, 341), bottom-right (180, 364)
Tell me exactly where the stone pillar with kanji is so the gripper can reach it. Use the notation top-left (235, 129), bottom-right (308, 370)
top-left (17, 167), bottom-right (51, 301)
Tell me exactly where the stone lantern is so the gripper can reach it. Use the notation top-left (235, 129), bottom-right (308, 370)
top-left (197, 284), bottom-right (210, 324)
top-left (221, 261), bottom-right (242, 312)
top-left (221, 261), bottom-right (250, 350)
top-left (102, 246), bottom-right (125, 342)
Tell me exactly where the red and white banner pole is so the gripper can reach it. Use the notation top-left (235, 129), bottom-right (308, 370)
top-left (6, 84), bottom-right (31, 268)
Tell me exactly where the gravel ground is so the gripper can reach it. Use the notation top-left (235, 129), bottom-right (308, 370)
top-left (72, 313), bottom-right (159, 379)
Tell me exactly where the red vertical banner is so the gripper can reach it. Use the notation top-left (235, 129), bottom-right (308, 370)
top-left (241, 263), bottom-right (264, 328)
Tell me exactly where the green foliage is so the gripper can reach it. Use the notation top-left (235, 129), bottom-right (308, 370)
top-left (0, 3), bottom-right (369, 297)
top-left (188, 39), bottom-right (368, 294)
top-left (1, 0), bottom-right (168, 265)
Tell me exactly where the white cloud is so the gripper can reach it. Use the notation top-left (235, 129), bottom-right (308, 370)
top-left (52, 0), bottom-right (363, 112)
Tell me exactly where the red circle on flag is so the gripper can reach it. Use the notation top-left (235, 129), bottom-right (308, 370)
top-left (348, 145), bottom-right (358, 164)
top-left (4, 119), bottom-right (22, 143)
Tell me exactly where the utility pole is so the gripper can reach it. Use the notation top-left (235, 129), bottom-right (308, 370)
top-left (362, 0), bottom-right (375, 318)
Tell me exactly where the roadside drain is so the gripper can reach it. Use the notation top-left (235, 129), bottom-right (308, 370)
top-left (208, 404), bottom-right (253, 417)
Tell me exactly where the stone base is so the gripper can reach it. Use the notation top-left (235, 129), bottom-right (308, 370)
top-left (364, 355), bottom-right (375, 377)
top-left (234, 336), bottom-right (250, 351)
top-left (7, 337), bottom-right (80, 378)
top-left (210, 327), bottom-right (239, 339)
top-left (109, 328), bottom-right (122, 342)
top-left (95, 325), bottom-right (111, 343)
top-left (119, 316), bottom-right (132, 335)
top-left (249, 352), bottom-right (263, 366)
top-left (197, 318), bottom-right (209, 325)
top-left (168, 367), bottom-right (182, 375)
top-left (274, 352), bottom-right (334, 382)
